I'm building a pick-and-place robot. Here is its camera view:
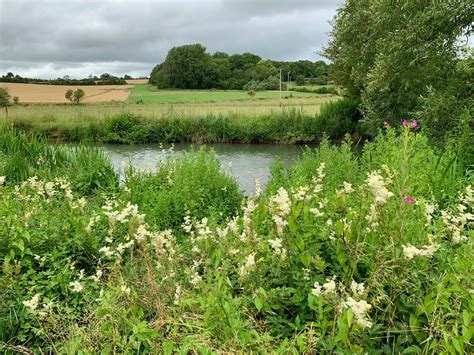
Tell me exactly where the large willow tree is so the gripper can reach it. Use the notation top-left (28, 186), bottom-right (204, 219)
top-left (324, 0), bottom-right (473, 138)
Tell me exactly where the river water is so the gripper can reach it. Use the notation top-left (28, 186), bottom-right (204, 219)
top-left (101, 143), bottom-right (307, 195)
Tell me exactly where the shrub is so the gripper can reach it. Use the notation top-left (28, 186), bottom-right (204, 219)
top-left (125, 148), bottom-right (243, 231)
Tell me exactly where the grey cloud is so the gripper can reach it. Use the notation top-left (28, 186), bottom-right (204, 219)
top-left (0, 0), bottom-right (341, 78)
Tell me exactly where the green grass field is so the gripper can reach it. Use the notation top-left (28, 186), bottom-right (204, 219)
top-left (126, 84), bottom-right (316, 103)
top-left (1, 85), bottom-right (340, 120)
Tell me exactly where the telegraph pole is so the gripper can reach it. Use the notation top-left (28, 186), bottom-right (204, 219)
top-left (279, 68), bottom-right (282, 107)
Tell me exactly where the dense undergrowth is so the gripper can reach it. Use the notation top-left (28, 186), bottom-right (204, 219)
top-left (0, 124), bottom-right (473, 353)
top-left (6, 97), bottom-right (361, 144)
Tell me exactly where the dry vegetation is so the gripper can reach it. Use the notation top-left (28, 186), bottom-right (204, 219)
top-left (1, 82), bottom-right (134, 103)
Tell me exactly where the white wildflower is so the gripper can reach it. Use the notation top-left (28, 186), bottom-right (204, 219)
top-left (343, 181), bottom-right (353, 194)
top-left (22, 294), bottom-right (41, 311)
top-left (0, 176), bottom-right (6, 185)
top-left (311, 282), bottom-right (322, 296)
top-left (121, 285), bottom-right (131, 295)
top-left (239, 253), bottom-right (256, 277)
top-left (402, 243), bottom-right (439, 260)
top-left (293, 185), bottom-right (311, 201)
top-left (99, 246), bottom-right (114, 257)
top-left (70, 280), bottom-right (83, 293)
top-left (351, 280), bottom-right (365, 296)
top-left (345, 297), bottom-right (373, 328)
top-left (366, 171), bottom-right (393, 205)
top-left (89, 269), bottom-right (103, 283)
top-left (310, 208), bottom-right (324, 217)
top-left (322, 278), bottom-right (337, 295)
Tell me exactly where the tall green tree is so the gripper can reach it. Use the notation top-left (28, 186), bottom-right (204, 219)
top-left (324, 0), bottom-right (473, 136)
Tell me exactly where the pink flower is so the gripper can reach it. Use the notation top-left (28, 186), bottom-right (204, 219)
top-left (383, 121), bottom-right (389, 128)
top-left (402, 120), bottom-right (409, 127)
top-left (412, 120), bottom-right (417, 128)
top-left (402, 194), bottom-right (414, 204)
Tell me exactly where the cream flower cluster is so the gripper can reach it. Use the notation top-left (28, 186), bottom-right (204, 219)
top-left (441, 185), bottom-right (473, 244)
top-left (239, 253), bottom-right (256, 277)
top-left (402, 243), bottom-right (439, 260)
top-left (344, 297), bottom-right (372, 328)
top-left (366, 171), bottom-right (394, 205)
top-left (269, 187), bottom-right (291, 236)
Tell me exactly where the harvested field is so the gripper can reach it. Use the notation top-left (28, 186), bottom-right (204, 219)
top-left (0, 82), bottom-right (134, 103)
top-left (125, 79), bottom-right (148, 84)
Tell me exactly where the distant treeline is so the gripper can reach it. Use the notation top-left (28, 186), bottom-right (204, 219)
top-left (0, 72), bottom-right (129, 85)
top-left (150, 44), bottom-right (329, 90)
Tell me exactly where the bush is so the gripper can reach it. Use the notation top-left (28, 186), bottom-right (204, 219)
top-left (125, 148), bottom-right (243, 231)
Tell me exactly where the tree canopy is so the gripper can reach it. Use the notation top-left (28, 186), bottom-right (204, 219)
top-left (323, 0), bottom-right (473, 139)
top-left (150, 44), bottom-right (329, 90)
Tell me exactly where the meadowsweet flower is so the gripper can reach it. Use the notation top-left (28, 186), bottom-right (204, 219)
top-left (173, 285), bottom-right (182, 305)
top-left (310, 208), bottom-right (324, 217)
top-left (121, 285), bottom-right (131, 295)
top-left (0, 176), bottom-right (5, 185)
top-left (351, 280), bottom-right (365, 295)
top-left (322, 278), bottom-right (337, 295)
top-left (311, 282), bottom-right (322, 296)
top-left (293, 185), bottom-right (311, 201)
top-left (96, 288), bottom-right (104, 302)
top-left (70, 280), bottom-right (83, 293)
top-left (255, 178), bottom-right (262, 197)
top-left (366, 171), bottom-right (393, 205)
top-left (343, 181), bottom-right (353, 194)
top-left (269, 187), bottom-right (291, 236)
top-left (22, 294), bottom-right (41, 311)
top-left (89, 269), bottom-right (103, 283)
top-left (268, 238), bottom-right (286, 259)
top-left (99, 246), bottom-right (114, 257)
top-left (239, 253), bottom-right (256, 277)
top-left (402, 243), bottom-right (439, 259)
top-left (344, 297), bottom-right (372, 328)
top-left (302, 268), bottom-right (311, 281)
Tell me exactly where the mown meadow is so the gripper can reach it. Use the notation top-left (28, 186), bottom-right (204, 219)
top-left (0, 122), bottom-right (472, 353)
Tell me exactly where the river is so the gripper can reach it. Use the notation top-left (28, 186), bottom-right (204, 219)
top-left (101, 143), bottom-right (307, 195)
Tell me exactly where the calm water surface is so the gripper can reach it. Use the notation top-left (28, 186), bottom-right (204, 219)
top-left (101, 143), bottom-right (308, 195)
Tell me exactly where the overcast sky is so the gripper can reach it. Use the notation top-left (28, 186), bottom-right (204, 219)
top-left (0, 0), bottom-right (342, 79)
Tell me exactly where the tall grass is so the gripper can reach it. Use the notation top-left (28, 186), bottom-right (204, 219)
top-left (0, 128), bottom-right (118, 192)
top-left (4, 98), bottom-right (361, 144)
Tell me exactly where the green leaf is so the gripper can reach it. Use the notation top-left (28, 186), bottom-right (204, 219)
top-left (300, 254), bottom-right (310, 267)
top-left (254, 295), bottom-right (264, 311)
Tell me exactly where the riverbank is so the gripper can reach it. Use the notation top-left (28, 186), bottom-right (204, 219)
top-left (4, 97), bottom-right (361, 144)
top-left (1, 126), bottom-right (472, 353)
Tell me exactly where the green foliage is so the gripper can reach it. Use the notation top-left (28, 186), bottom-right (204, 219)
top-left (150, 43), bottom-right (329, 90)
top-left (9, 99), bottom-right (359, 145)
top-left (295, 75), bottom-right (305, 86)
top-left (0, 128), bottom-right (118, 192)
top-left (65, 89), bottom-right (86, 105)
top-left (324, 0), bottom-right (473, 139)
top-left (1, 127), bottom-right (472, 352)
top-left (125, 148), bottom-right (243, 231)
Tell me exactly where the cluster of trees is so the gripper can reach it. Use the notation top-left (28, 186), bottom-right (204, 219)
top-left (65, 89), bottom-right (85, 105)
top-left (0, 72), bottom-right (127, 85)
top-left (324, 0), bottom-right (473, 144)
top-left (149, 44), bottom-right (329, 90)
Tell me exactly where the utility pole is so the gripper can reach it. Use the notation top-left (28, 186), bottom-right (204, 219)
top-left (287, 72), bottom-right (290, 94)
top-left (279, 68), bottom-right (282, 107)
